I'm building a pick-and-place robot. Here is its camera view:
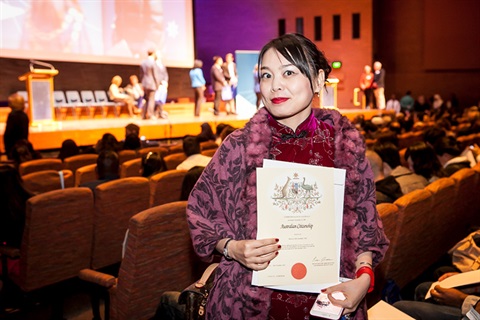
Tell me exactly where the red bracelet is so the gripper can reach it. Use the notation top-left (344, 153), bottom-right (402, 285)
top-left (356, 266), bottom-right (374, 293)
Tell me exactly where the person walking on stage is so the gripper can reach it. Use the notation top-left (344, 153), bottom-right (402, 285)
top-left (190, 59), bottom-right (206, 117)
top-left (140, 49), bottom-right (162, 120)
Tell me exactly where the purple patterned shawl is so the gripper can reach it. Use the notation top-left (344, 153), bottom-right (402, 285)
top-left (186, 107), bottom-right (389, 319)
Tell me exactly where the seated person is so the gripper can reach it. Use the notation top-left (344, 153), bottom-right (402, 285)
top-left (366, 150), bottom-right (403, 204)
top-left (196, 122), bottom-right (216, 143)
top-left (176, 136), bottom-right (212, 171)
top-left (141, 152), bottom-right (167, 178)
top-left (124, 74), bottom-right (144, 111)
top-left (180, 166), bottom-right (205, 201)
top-left (80, 150), bottom-right (120, 191)
top-left (405, 141), bottom-right (445, 183)
top-left (95, 133), bottom-right (121, 153)
top-left (123, 133), bottom-right (141, 151)
top-left (3, 93), bottom-right (29, 160)
top-left (108, 75), bottom-right (136, 118)
top-left (373, 141), bottom-right (428, 195)
top-left (57, 139), bottom-right (80, 161)
top-left (10, 139), bottom-right (42, 169)
top-left (433, 136), bottom-right (472, 176)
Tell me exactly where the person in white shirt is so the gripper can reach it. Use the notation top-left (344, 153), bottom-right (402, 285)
top-left (386, 94), bottom-right (401, 114)
top-left (176, 136), bottom-right (212, 171)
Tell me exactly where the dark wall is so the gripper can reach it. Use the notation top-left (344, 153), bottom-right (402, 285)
top-left (0, 58), bottom-right (193, 103)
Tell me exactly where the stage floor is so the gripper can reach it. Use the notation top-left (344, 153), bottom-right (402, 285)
top-left (0, 100), bottom-right (384, 152)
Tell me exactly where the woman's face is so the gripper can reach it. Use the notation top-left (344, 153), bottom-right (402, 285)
top-left (260, 48), bottom-right (322, 130)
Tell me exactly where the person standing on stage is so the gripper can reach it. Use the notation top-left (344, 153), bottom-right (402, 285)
top-left (154, 50), bottom-right (169, 119)
top-left (222, 53), bottom-right (238, 115)
top-left (210, 56), bottom-right (227, 116)
top-left (140, 49), bottom-right (161, 120)
top-left (359, 65), bottom-right (374, 109)
top-left (3, 93), bottom-right (29, 159)
top-left (190, 59), bottom-right (206, 117)
top-left (372, 61), bottom-right (386, 110)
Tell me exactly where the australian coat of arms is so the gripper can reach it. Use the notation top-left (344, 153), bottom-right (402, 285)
top-left (271, 172), bottom-right (323, 213)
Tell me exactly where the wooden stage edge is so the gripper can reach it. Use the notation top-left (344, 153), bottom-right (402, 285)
top-left (0, 102), bottom-right (388, 151)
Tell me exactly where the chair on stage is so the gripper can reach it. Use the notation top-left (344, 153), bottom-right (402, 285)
top-left (118, 150), bottom-right (139, 164)
top-left (75, 164), bottom-right (97, 187)
top-left (0, 188), bottom-right (94, 319)
top-left (120, 158), bottom-right (142, 178)
top-left (22, 169), bottom-right (74, 194)
top-left (63, 154), bottom-right (98, 175)
top-left (80, 90), bottom-right (105, 118)
top-left (18, 158), bottom-right (64, 176)
top-left (53, 91), bottom-right (76, 120)
top-left (164, 153), bottom-right (187, 170)
top-left (149, 170), bottom-right (187, 207)
top-left (79, 201), bottom-right (202, 320)
top-left (66, 90), bottom-right (89, 119)
top-left (94, 90), bottom-right (121, 117)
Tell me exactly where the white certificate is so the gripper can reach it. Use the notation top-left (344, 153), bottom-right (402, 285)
top-left (252, 159), bottom-right (345, 292)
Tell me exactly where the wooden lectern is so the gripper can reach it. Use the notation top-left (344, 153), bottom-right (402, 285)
top-left (18, 68), bottom-right (59, 125)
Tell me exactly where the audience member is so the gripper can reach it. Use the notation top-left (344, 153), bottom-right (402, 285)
top-left (176, 136), bottom-right (212, 171)
top-left (108, 75), bottom-right (136, 118)
top-left (0, 165), bottom-right (33, 248)
top-left (373, 61), bottom-right (386, 109)
top-left (373, 141), bottom-right (428, 194)
top-left (3, 93), bottom-right (29, 159)
top-left (180, 166), bottom-right (205, 201)
top-left (400, 91), bottom-right (415, 114)
top-left (218, 125), bottom-right (236, 143)
top-left (366, 150), bottom-right (403, 204)
top-left (124, 74), bottom-right (144, 111)
top-left (210, 55), bottom-right (227, 116)
top-left (80, 150), bottom-right (120, 191)
top-left (123, 133), bottom-right (141, 151)
top-left (141, 152), bottom-right (167, 178)
top-left (359, 64), bottom-right (374, 109)
top-left (196, 122), bottom-right (216, 143)
top-left (433, 136), bottom-right (471, 176)
top-left (57, 139), bottom-right (80, 161)
top-left (95, 133), bottom-right (120, 154)
top-left (386, 94), bottom-right (401, 114)
top-left (405, 141), bottom-right (444, 183)
top-left (190, 59), bottom-right (206, 117)
top-left (10, 139), bottom-right (41, 169)
top-left (414, 94), bottom-right (431, 119)
top-left (424, 126), bottom-right (447, 147)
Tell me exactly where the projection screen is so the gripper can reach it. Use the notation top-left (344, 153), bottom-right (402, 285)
top-left (0, 0), bottom-right (194, 67)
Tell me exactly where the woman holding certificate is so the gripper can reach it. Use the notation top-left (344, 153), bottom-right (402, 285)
top-left (187, 33), bottom-right (389, 319)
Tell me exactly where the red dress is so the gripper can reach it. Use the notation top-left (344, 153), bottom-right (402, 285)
top-left (267, 111), bottom-right (335, 319)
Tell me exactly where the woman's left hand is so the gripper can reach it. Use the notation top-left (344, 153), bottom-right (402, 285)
top-left (321, 274), bottom-right (370, 315)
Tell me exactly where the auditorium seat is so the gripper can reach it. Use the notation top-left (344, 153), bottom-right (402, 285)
top-left (90, 177), bottom-right (150, 270)
top-left (200, 141), bottom-right (218, 151)
top-left (118, 150), bottom-right (138, 164)
top-left (63, 154), bottom-right (98, 175)
top-left (450, 168), bottom-right (478, 230)
top-left (23, 169), bottom-right (74, 194)
top-left (0, 188), bottom-right (94, 317)
top-left (94, 90), bottom-right (120, 117)
top-left (388, 189), bottom-right (433, 288)
top-left (149, 169), bottom-right (187, 207)
top-left (120, 158), bottom-right (142, 178)
top-left (79, 201), bottom-right (202, 320)
top-left (167, 143), bottom-right (184, 155)
top-left (75, 163), bottom-right (97, 187)
top-left (137, 146), bottom-right (169, 158)
top-left (19, 158), bottom-right (64, 176)
top-left (164, 153), bottom-right (187, 170)
top-left (201, 148), bottom-right (217, 157)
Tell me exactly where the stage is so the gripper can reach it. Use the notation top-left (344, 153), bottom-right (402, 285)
top-left (0, 100), bottom-right (384, 152)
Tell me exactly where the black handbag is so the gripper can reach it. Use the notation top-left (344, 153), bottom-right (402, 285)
top-left (178, 263), bottom-right (218, 320)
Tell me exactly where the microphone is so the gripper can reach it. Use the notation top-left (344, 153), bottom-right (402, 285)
top-left (29, 59), bottom-right (55, 71)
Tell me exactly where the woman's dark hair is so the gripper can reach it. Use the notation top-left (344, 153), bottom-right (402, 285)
top-left (123, 133), bottom-right (141, 150)
top-left (433, 136), bottom-right (461, 157)
top-left (96, 133), bottom-right (120, 153)
top-left (197, 122), bottom-right (216, 143)
top-left (258, 33), bottom-right (332, 92)
top-left (10, 139), bottom-right (40, 167)
top-left (372, 142), bottom-right (401, 169)
top-left (58, 139), bottom-right (79, 161)
top-left (141, 152), bottom-right (167, 177)
top-left (405, 142), bottom-right (444, 180)
top-left (182, 136), bottom-right (201, 157)
top-left (0, 165), bottom-right (32, 247)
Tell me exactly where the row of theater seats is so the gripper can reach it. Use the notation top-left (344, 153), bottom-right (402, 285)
top-left (374, 163), bottom-right (480, 299)
top-left (0, 186), bottom-right (202, 319)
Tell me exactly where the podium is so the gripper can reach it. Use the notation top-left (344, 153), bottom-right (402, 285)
top-left (18, 68), bottom-right (59, 125)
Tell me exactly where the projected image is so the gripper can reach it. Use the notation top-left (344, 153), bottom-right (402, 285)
top-left (0, 0), bottom-right (194, 67)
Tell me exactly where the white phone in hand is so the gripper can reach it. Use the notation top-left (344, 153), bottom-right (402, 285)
top-left (310, 291), bottom-right (345, 319)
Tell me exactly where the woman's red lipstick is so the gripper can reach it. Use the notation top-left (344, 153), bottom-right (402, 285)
top-left (272, 97), bottom-right (289, 104)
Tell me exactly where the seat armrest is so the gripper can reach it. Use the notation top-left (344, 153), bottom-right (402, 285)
top-left (79, 268), bottom-right (116, 288)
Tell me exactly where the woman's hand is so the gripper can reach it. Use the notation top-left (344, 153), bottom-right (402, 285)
top-left (228, 238), bottom-right (280, 271)
top-left (322, 275), bottom-right (370, 315)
